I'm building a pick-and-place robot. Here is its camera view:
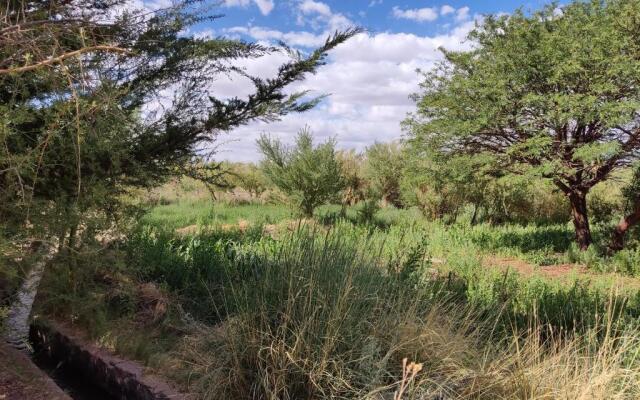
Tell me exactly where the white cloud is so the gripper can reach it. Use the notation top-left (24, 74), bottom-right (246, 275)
top-left (296, 0), bottom-right (353, 31)
top-left (194, 29), bottom-right (215, 39)
top-left (456, 6), bottom-right (470, 22)
top-left (224, 0), bottom-right (250, 7)
top-left (254, 0), bottom-right (274, 15)
top-left (299, 0), bottom-right (331, 16)
top-left (440, 5), bottom-right (455, 15)
top-left (226, 26), bottom-right (327, 47)
top-left (392, 6), bottom-right (439, 22)
top-left (143, 0), bottom-right (172, 8)
top-left (223, 0), bottom-right (275, 16)
top-left (214, 21), bottom-right (477, 161)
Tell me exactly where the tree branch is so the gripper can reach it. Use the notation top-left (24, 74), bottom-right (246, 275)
top-left (0, 45), bottom-right (132, 75)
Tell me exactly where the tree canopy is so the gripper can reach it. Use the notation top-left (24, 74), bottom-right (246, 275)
top-left (0, 0), bottom-right (358, 243)
top-left (406, 0), bottom-right (640, 249)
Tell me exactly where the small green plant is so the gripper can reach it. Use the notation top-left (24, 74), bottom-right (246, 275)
top-left (356, 197), bottom-right (381, 225)
top-left (258, 128), bottom-right (346, 217)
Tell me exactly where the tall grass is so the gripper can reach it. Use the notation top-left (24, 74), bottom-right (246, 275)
top-left (170, 229), bottom-right (477, 398)
top-left (161, 228), bottom-right (640, 399)
top-left (34, 199), bottom-right (640, 399)
top-left (129, 218), bottom-right (640, 334)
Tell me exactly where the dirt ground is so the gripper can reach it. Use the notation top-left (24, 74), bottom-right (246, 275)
top-left (483, 255), bottom-right (588, 278)
top-left (483, 255), bottom-right (640, 290)
top-left (0, 343), bottom-right (70, 400)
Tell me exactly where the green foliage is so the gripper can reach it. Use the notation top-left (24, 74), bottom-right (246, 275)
top-left (623, 165), bottom-right (640, 212)
top-left (364, 142), bottom-right (404, 207)
top-left (221, 162), bottom-right (271, 199)
top-left (173, 229), bottom-right (445, 398)
top-left (34, 197), bottom-right (640, 398)
top-left (143, 200), bottom-right (293, 230)
top-left (117, 218), bottom-right (640, 387)
top-left (136, 198), bottom-right (640, 330)
top-left (0, 0), bottom-right (359, 245)
top-left (127, 227), bottom-right (263, 321)
top-left (609, 248), bottom-right (640, 276)
top-left (37, 249), bottom-right (130, 337)
top-left (356, 196), bottom-right (382, 225)
top-left (406, 0), bottom-right (640, 248)
top-left (337, 149), bottom-right (367, 206)
top-left (36, 247), bottom-right (184, 365)
top-left (465, 223), bottom-right (575, 254)
top-left (588, 178), bottom-right (626, 224)
top-left (401, 149), bottom-right (569, 224)
top-left (0, 245), bottom-right (25, 323)
top-left (401, 152), bottom-right (493, 221)
top-left (258, 128), bottom-right (346, 216)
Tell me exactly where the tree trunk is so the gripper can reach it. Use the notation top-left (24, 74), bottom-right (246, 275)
top-left (302, 201), bottom-right (314, 218)
top-left (470, 203), bottom-right (479, 225)
top-left (609, 206), bottom-right (640, 252)
top-left (568, 190), bottom-right (592, 250)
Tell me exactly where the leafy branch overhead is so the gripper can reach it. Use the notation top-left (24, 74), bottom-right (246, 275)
top-left (0, 0), bottom-right (359, 238)
top-left (206, 28), bottom-right (362, 131)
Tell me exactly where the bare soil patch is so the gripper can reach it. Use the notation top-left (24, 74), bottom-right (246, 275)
top-left (483, 256), bottom-right (588, 279)
top-left (482, 255), bottom-right (640, 290)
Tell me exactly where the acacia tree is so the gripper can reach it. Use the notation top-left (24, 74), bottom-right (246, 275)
top-left (406, 0), bottom-right (640, 250)
top-left (258, 128), bottom-right (345, 216)
top-left (0, 0), bottom-right (358, 244)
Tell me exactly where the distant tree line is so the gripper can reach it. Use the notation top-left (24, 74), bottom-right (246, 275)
top-left (243, 130), bottom-right (565, 223)
top-left (4, 0), bottom-right (640, 256)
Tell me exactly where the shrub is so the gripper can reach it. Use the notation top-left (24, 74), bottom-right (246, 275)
top-left (364, 142), bottom-right (405, 207)
top-left (258, 128), bottom-right (346, 217)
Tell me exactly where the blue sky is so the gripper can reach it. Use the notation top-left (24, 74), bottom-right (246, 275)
top-left (204, 1), bottom-right (550, 38)
top-left (144, 0), bottom-right (557, 161)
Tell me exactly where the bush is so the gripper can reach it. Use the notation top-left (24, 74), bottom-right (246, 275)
top-left (364, 142), bottom-right (405, 207)
top-left (258, 128), bottom-right (346, 217)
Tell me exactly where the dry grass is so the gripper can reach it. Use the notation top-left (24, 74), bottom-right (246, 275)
top-left (161, 232), bottom-right (640, 400)
top-left (172, 307), bottom-right (640, 399)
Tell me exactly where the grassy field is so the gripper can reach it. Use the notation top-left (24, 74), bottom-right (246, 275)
top-left (143, 200), bottom-right (295, 230)
top-left (35, 196), bottom-right (640, 399)
top-left (8, 2), bottom-right (640, 399)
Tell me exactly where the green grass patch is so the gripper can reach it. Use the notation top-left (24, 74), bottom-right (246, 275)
top-left (142, 200), bottom-right (294, 230)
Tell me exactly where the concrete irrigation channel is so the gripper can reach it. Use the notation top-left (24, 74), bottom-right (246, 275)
top-left (2, 246), bottom-right (185, 400)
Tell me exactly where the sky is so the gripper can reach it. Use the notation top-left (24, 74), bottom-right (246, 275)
top-left (146, 0), bottom-right (554, 162)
